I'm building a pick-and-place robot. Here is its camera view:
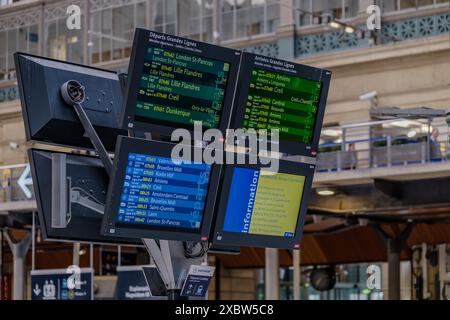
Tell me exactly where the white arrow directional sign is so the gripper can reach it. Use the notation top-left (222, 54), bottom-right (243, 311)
top-left (18, 164), bottom-right (33, 199)
top-left (33, 283), bottom-right (41, 296)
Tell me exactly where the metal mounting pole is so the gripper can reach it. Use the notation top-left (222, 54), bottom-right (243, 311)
top-left (0, 229), bottom-right (3, 300)
top-left (117, 245), bottom-right (122, 267)
top-left (373, 223), bottom-right (413, 300)
top-left (293, 249), bottom-right (301, 300)
top-left (32, 211), bottom-right (36, 270)
top-left (90, 244), bottom-right (94, 269)
top-left (72, 102), bottom-right (113, 176)
top-left (265, 248), bottom-right (279, 300)
top-left (60, 80), bottom-right (113, 177)
top-left (387, 239), bottom-right (401, 300)
top-left (73, 243), bottom-right (80, 266)
top-left (142, 239), bottom-right (205, 300)
top-left (5, 231), bottom-right (32, 300)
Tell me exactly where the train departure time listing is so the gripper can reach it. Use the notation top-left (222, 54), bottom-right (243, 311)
top-left (135, 47), bottom-right (230, 129)
top-left (117, 153), bottom-right (212, 231)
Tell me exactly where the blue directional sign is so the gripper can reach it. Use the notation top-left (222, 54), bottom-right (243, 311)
top-left (31, 268), bottom-right (93, 300)
top-left (180, 265), bottom-right (215, 298)
top-left (116, 265), bottom-right (151, 300)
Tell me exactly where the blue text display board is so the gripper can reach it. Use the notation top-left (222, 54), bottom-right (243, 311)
top-left (116, 265), bottom-right (151, 300)
top-left (31, 268), bottom-right (93, 300)
top-left (117, 153), bottom-right (211, 230)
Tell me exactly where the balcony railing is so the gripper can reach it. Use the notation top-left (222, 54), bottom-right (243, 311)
top-left (317, 118), bottom-right (449, 172)
top-left (0, 83), bottom-right (19, 103)
top-left (1, 118), bottom-right (449, 204)
top-left (296, 9), bottom-right (449, 58)
top-left (317, 141), bottom-right (447, 172)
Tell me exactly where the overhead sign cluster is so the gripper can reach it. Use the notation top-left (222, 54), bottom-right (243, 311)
top-left (15, 28), bottom-right (331, 250)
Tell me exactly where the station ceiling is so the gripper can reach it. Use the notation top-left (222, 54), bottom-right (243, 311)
top-left (216, 222), bottom-right (450, 268)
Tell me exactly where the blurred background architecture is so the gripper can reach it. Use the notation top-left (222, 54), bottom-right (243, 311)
top-left (0, 0), bottom-right (449, 300)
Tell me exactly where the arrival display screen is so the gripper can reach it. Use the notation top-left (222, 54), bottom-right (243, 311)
top-left (122, 29), bottom-right (241, 135)
top-left (232, 53), bottom-right (331, 156)
top-left (243, 68), bottom-right (322, 144)
top-left (212, 160), bottom-right (315, 249)
top-left (102, 136), bottom-right (221, 242)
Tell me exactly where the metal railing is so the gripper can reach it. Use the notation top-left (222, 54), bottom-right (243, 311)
top-left (1, 117), bottom-right (449, 203)
top-left (317, 142), bottom-right (448, 172)
top-left (317, 117), bottom-right (449, 172)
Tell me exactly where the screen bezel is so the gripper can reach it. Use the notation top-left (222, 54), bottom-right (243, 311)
top-left (211, 159), bottom-right (315, 249)
top-left (230, 52), bottom-right (331, 157)
top-left (121, 28), bottom-right (241, 136)
top-left (102, 136), bottom-right (221, 242)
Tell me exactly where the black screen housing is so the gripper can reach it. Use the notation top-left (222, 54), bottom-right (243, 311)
top-left (211, 159), bottom-right (315, 249)
top-left (230, 52), bottom-right (331, 157)
top-left (15, 52), bottom-right (126, 151)
top-left (102, 136), bottom-right (222, 242)
top-left (28, 149), bottom-right (141, 245)
top-left (121, 28), bottom-right (241, 137)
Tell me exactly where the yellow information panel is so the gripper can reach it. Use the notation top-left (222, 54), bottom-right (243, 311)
top-left (249, 172), bottom-right (305, 237)
top-left (223, 168), bottom-right (306, 238)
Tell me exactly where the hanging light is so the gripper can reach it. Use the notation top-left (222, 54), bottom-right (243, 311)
top-left (329, 20), bottom-right (342, 29)
top-left (344, 25), bottom-right (355, 33)
top-left (316, 187), bottom-right (336, 196)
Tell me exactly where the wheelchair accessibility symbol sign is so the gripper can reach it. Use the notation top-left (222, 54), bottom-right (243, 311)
top-left (180, 265), bottom-right (215, 298)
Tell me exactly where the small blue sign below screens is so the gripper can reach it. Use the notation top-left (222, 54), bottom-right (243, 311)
top-left (181, 275), bottom-right (210, 297)
top-left (180, 265), bottom-right (215, 298)
top-left (117, 153), bottom-right (211, 230)
top-left (31, 269), bottom-right (93, 300)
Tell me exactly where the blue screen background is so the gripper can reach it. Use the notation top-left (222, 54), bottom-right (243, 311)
top-left (117, 153), bottom-right (211, 230)
top-left (223, 167), bottom-right (260, 234)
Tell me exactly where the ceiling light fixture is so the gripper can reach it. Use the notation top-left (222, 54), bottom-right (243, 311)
top-left (329, 20), bottom-right (341, 29)
top-left (316, 188), bottom-right (336, 196)
top-left (344, 25), bottom-right (355, 33)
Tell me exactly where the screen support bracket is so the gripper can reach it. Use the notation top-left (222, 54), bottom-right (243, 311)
top-left (72, 102), bottom-right (113, 176)
top-left (70, 190), bottom-right (104, 215)
top-left (143, 239), bottom-right (206, 300)
top-left (51, 152), bottom-right (105, 229)
top-left (60, 80), bottom-right (113, 177)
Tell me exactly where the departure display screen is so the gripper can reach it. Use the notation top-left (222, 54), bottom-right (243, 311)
top-left (134, 46), bottom-right (230, 129)
top-left (222, 167), bottom-right (305, 237)
top-left (116, 153), bottom-right (212, 231)
top-left (243, 68), bottom-right (322, 144)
